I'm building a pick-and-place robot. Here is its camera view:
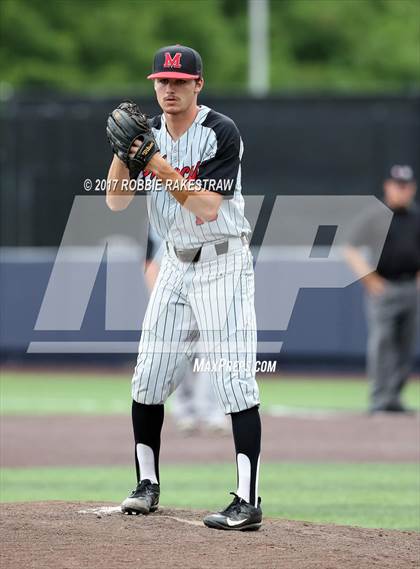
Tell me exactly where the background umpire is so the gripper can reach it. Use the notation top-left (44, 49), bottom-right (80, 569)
top-left (345, 165), bottom-right (420, 413)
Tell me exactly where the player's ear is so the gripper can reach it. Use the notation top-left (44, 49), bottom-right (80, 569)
top-left (194, 78), bottom-right (204, 94)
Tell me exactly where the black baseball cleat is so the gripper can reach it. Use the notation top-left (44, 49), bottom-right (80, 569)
top-left (121, 479), bottom-right (160, 515)
top-left (203, 493), bottom-right (262, 531)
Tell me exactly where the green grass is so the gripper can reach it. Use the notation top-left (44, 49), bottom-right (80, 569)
top-left (1, 372), bottom-right (419, 531)
top-left (1, 463), bottom-right (419, 531)
top-left (260, 377), bottom-right (420, 411)
top-left (1, 372), bottom-right (419, 415)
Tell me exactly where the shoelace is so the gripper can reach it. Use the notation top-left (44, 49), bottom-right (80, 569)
top-left (221, 493), bottom-right (244, 516)
top-left (130, 479), bottom-right (153, 495)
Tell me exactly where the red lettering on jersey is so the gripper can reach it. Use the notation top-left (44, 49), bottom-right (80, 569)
top-left (179, 166), bottom-right (191, 178)
top-left (189, 161), bottom-right (200, 180)
top-left (163, 52), bottom-right (182, 69)
top-left (142, 168), bottom-right (157, 179)
top-left (144, 160), bottom-right (200, 180)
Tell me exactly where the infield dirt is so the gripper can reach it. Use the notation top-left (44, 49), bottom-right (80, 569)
top-left (1, 502), bottom-right (419, 569)
top-left (3, 412), bottom-right (419, 467)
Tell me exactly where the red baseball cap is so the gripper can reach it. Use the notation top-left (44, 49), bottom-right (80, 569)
top-left (147, 45), bottom-right (203, 80)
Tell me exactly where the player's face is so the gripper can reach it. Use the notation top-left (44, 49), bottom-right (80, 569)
top-left (154, 78), bottom-right (203, 115)
top-left (383, 179), bottom-right (417, 208)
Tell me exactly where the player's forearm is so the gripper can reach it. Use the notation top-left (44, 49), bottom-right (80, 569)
top-left (147, 154), bottom-right (221, 221)
top-left (106, 155), bottom-right (134, 211)
top-left (343, 246), bottom-right (375, 278)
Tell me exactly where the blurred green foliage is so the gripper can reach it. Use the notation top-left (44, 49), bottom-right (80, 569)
top-left (0, 0), bottom-right (418, 93)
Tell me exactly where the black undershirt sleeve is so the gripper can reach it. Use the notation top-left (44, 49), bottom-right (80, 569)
top-left (197, 115), bottom-right (241, 198)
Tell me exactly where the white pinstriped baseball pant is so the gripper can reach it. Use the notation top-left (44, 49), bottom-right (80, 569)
top-left (132, 239), bottom-right (260, 414)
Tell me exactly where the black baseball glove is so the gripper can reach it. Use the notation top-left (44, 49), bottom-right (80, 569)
top-left (106, 100), bottom-right (159, 179)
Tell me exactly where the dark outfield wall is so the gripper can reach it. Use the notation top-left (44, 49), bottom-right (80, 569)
top-left (1, 94), bottom-right (419, 246)
top-left (0, 94), bottom-right (419, 365)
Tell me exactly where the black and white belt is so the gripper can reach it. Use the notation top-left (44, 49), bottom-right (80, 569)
top-left (166, 234), bottom-right (248, 263)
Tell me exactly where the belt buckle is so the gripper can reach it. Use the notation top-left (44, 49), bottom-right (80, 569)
top-left (175, 247), bottom-right (201, 263)
top-left (215, 240), bottom-right (229, 256)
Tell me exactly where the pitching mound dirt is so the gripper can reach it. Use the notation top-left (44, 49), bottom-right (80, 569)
top-left (1, 502), bottom-right (418, 569)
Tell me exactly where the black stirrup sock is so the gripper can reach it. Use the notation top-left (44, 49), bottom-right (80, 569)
top-left (231, 405), bottom-right (261, 506)
top-left (132, 400), bottom-right (164, 484)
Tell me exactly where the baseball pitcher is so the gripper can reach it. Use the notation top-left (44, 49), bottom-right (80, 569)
top-left (106, 45), bottom-right (262, 531)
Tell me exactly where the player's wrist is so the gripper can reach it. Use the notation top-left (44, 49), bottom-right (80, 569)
top-left (147, 153), bottom-right (173, 178)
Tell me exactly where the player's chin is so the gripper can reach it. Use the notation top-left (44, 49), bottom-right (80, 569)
top-left (162, 102), bottom-right (182, 114)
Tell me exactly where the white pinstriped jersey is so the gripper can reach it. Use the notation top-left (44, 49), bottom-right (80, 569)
top-left (132, 106), bottom-right (260, 415)
top-left (140, 105), bottom-right (251, 249)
